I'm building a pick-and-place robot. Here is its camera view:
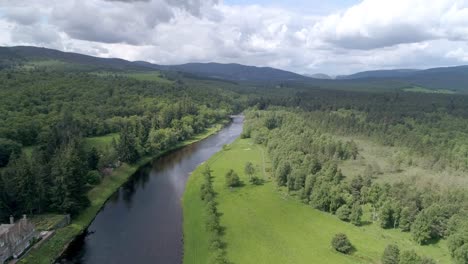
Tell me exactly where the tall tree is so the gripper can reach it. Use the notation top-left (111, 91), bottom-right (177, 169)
top-left (116, 124), bottom-right (140, 164)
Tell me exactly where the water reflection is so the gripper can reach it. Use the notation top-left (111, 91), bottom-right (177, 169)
top-left (60, 116), bottom-right (243, 264)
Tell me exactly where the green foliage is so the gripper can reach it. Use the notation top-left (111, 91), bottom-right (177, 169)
top-left (116, 124), bottom-right (140, 164)
top-left (225, 169), bottom-right (241, 187)
top-left (244, 162), bottom-right (255, 178)
top-left (86, 170), bottom-right (101, 185)
top-left (0, 138), bottom-right (21, 167)
top-left (349, 202), bottom-right (363, 226)
top-left (453, 244), bottom-right (468, 264)
top-left (380, 202), bottom-right (396, 229)
top-left (199, 165), bottom-right (230, 263)
top-left (336, 205), bottom-right (351, 222)
top-left (49, 141), bottom-right (90, 215)
top-left (382, 245), bottom-right (400, 264)
top-left (0, 65), bottom-right (237, 222)
top-left (331, 233), bottom-right (353, 254)
top-left (411, 204), bottom-right (452, 245)
top-left (448, 228), bottom-right (468, 264)
top-left (399, 250), bottom-right (422, 264)
top-left (184, 138), bottom-right (452, 264)
top-left (87, 147), bottom-right (100, 170)
top-left (245, 109), bottom-right (466, 263)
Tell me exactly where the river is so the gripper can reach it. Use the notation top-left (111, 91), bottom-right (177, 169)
top-left (60, 116), bottom-right (243, 264)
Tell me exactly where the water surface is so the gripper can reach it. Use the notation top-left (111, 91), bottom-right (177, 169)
top-left (61, 116), bottom-right (243, 264)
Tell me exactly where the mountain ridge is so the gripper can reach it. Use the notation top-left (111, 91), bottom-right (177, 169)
top-left (1, 45), bottom-right (468, 92)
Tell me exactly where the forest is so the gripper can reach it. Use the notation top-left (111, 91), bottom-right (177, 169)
top-left (1, 53), bottom-right (468, 264)
top-left (242, 109), bottom-right (468, 263)
top-left (0, 67), bottom-right (246, 221)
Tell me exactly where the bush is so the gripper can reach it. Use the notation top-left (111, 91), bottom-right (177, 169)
top-left (225, 169), bottom-right (241, 187)
top-left (399, 250), bottom-right (422, 264)
top-left (336, 205), bottom-right (351, 222)
top-left (382, 245), bottom-right (400, 264)
top-left (250, 176), bottom-right (263, 185)
top-left (86, 170), bottom-right (101, 185)
top-left (453, 244), bottom-right (468, 264)
top-left (331, 233), bottom-right (353, 254)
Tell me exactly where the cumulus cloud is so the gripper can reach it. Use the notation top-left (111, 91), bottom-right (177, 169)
top-left (311, 0), bottom-right (468, 50)
top-left (0, 0), bottom-right (467, 74)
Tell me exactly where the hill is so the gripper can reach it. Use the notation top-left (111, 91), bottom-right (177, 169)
top-left (337, 66), bottom-right (468, 92)
top-left (337, 69), bottom-right (419, 79)
top-left (305, 73), bottom-right (332, 79)
top-left (0, 46), bottom-right (149, 71)
top-left (1, 46), bottom-right (309, 83)
top-left (138, 62), bottom-right (309, 82)
top-left (2, 46), bottom-right (468, 92)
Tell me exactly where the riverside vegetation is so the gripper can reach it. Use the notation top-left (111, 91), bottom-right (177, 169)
top-left (1, 47), bottom-right (468, 264)
top-left (184, 108), bottom-right (467, 264)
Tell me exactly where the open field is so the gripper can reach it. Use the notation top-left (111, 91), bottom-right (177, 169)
top-left (183, 138), bottom-right (451, 264)
top-left (19, 124), bottom-right (225, 264)
top-left (83, 133), bottom-right (118, 151)
top-left (403, 86), bottom-right (455, 94)
top-left (336, 135), bottom-right (468, 189)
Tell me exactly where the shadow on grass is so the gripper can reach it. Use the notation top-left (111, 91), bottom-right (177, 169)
top-left (358, 220), bottom-right (373, 226)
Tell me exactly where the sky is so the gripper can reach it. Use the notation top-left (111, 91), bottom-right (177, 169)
top-left (1, 0), bottom-right (468, 75)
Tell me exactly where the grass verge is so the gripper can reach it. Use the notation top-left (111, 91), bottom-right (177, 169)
top-left (20, 123), bottom-right (225, 264)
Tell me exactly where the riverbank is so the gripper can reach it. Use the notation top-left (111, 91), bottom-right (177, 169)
top-left (182, 138), bottom-right (451, 264)
top-left (19, 123), bottom-right (226, 264)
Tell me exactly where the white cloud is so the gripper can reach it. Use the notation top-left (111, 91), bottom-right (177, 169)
top-left (311, 0), bottom-right (468, 50)
top-left (0, 0), bottom-right (467, 74)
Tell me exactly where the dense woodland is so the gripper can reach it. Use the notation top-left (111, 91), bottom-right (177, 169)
top-left (243, 109), bottom-right (468, 263)
top-left (0, 68), bottom-right (246, 220)
top-left (1, 55), bottom-right (468, 263)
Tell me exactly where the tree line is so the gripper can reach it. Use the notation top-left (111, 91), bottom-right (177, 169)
top-left (243, 109), bottom-right (468, 264)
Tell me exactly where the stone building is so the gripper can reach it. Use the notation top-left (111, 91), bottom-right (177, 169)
top-left (0, 215), bottom-right (36, 264)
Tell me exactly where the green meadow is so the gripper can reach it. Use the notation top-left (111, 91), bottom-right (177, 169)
top-left (403, 86), bottom-right (455, 94)
top-left (183, 138), bottom-right (451, 264)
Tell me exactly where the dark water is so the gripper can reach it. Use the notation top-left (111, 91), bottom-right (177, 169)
top-left (61, 116), bottom-right (243, 264)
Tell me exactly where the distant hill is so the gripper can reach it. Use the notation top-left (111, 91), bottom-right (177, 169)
top-left (0, 46), bottom-right (148, 71)
top-left (1, 46), bottom-right (309, 83)
top-left (1, 46), bottom-right (468, 92)
top-left (336, 66), bottom-right (468, 92)
top-left (137, 62), bottom-right (309, 82)
top-left (305, 73), bottom-right (332, 79)
top-left (337, 69), bottom-right (419, 79)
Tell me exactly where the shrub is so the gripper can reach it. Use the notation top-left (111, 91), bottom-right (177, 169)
top-left (86, 170), bottom-right (101, 185)
top-left (336, 205), bottom-right (351, 222)
top-left (399, 250), bottom-right (422, 264)
top-left (331, 233), bottom-right (353, 254)
top-left (225, 169), bottom-right (241, 187)
top-left (453, 244), bottom-right (468, 264)
top-left (381, 245), bottom-right (400, 264)
top-left (250, 176), bottom-right (263, 185)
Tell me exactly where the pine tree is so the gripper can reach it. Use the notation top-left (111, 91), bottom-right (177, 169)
top-left (117, 124), bottom-right (140, 163)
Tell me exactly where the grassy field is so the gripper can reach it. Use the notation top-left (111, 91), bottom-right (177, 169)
top-left (403, 86), bottom-right (455, 94)
top-left (183, 138), bottom-right (451, 264)
top-left (83, 133), bottom-right (118, 151)
top-left (20, 123), bottom-right (225, 264)
top-left (336, 135), bottom-right (468, 189)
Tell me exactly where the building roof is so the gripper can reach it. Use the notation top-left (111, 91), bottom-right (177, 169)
top-left (0, 224), bottom-right (13, 236)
